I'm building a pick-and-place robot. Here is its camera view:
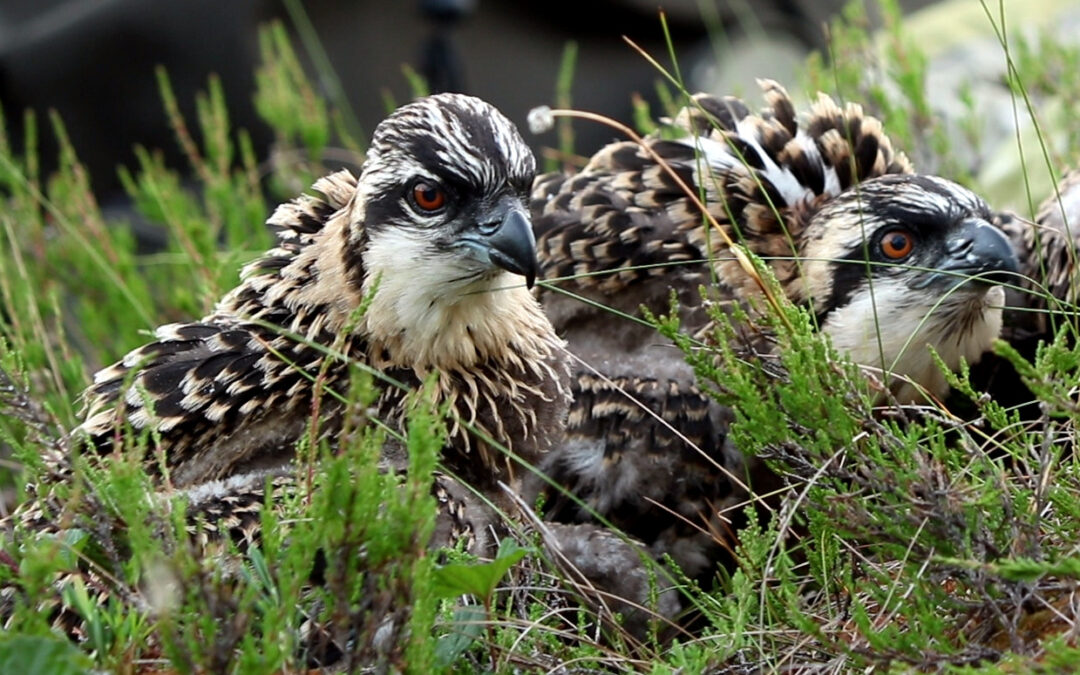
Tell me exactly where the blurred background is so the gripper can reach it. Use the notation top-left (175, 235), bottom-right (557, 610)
top-left (0, 1), bottom-right (933, 206)
top-left (0, 0), bottom-right (1077, 222)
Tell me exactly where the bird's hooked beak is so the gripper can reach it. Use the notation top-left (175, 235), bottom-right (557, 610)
top-left (923, 218), bottom-right (1020, 289)
top-left (469, 205), bottom-right (539, 288)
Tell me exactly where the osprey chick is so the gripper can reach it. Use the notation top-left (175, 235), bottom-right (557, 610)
top-left (4, 95), bottom-right (589, 664)
top-left (77, 93), bottom-right (570, 495)
top-left (536, 81), bottom-right (1018, 403)
top-left (528, 81), bottom-right (1019, 577)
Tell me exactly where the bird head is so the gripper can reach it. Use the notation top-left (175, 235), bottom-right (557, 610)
top-left (353, 92), bottom-right (539, 294)
top-left (334, 93), bottom-right (559, 371)
top-left (795, 174), bottom-right (1020, 401)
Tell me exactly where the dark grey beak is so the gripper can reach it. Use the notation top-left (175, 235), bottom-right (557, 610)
top-left (484, 208), bottom-right (539, 288)
top-left (936, 218), bottom-right (1020, 286)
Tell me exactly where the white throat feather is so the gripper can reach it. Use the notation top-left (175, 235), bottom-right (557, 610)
top-left (822, 280), bottom-right (1004, 403)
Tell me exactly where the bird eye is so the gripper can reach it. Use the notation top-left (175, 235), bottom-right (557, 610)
top-left (410, 181), bottom-right (447, 212)
top-left (879, 229), bottom-right (915, 260)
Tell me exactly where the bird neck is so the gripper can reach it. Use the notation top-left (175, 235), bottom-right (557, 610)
top-left (820, 282), bottom-right (1004, 403)
top-left (360, 260), bottom-right (572, 489)
top-left (363, 267), bottom-right (555, 372)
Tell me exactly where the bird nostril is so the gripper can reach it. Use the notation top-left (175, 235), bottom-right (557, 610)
top-left (946, 237), bottom-right (973, 255)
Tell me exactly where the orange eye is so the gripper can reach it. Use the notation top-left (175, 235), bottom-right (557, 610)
top-left (411, 182), bottom-right (446, 212)
top-left (880, 230), bottom-right (914, 259)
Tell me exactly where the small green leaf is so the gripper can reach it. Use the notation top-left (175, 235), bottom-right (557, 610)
top-left (433, 604), bottom-right (485, 668)
top-left (0, 635), bottom-right (93, 675)
top-left (431, 539), bottom-right (530, 600)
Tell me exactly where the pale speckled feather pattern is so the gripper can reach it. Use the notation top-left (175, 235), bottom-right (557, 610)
top-left (72, 92), bottom-right (570, 493)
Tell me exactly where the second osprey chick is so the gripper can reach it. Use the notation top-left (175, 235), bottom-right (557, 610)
top-left (535, 82), bottom-right (1019, 405)
top-left (528, 81), bottom-right (1020, 578)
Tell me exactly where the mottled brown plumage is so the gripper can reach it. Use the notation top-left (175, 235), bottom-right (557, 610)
top-left (76, 93), bottom-right (571, 498)
top-left (528, 80), bottom-right (1019, 580)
